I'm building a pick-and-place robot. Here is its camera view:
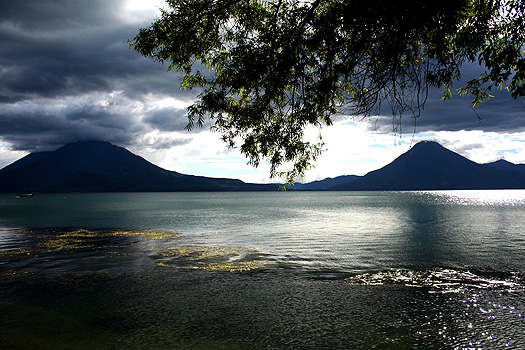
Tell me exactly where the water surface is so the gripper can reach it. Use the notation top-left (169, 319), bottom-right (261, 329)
top-left (1, 191), bottom-right (524, 349)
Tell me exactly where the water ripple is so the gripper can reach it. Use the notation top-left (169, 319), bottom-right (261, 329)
top-left (345, 267), bottom-right (525, 294)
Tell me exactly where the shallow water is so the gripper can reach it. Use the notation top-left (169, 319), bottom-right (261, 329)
top-left (1, 191), bottom-right (525, 349)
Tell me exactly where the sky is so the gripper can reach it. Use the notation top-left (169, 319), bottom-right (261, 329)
top-left (0, 0), bottom-right (524, 184)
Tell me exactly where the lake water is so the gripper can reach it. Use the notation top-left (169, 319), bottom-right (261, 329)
top-left (1, 191), bottom-right (524, 349)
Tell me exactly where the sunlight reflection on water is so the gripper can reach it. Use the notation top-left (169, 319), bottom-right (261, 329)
top-left (420, 190), bottom-right (525, 206)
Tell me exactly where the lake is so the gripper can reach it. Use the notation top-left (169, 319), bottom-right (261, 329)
top-left (1, 191), bottom-right (524, 349)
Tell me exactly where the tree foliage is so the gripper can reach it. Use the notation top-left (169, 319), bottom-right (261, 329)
top-left (131, 0), bottom-right (525, 184)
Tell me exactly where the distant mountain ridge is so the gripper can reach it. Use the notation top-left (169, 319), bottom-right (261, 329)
top-left (0, 141), bottom-right (278, 192)
top-left (1, 140), bottom-right (524, 192)
top-left (290, 175), bottom-right (360, 190)
top-left (334, 141), bottom-right (525, 190)
top-left (485, 159), bottom-right (525, 174)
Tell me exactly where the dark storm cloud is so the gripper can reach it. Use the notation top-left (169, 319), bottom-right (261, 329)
top-left (0, 102), bottom-right (141, 152)
top-left (1, 0), bottom-right (123, 101)
top-left (369, 64), bottom-right (525, 134)
top-left (0, 0), bottom-right (118, 31)
top-left (412, 86), bottom-right (525, 133)
top-left (0, 0), bottom-right (201, 152)
top-left (150, 138), bottom-right (192, 150)
top-left (143, 108), bottom-right (191, 132)
top-left (368, 95), bottom-right (525, 135)
top-left (0, 0), bottom-right (523, 156)
top-left (0, 0), bottom-right (193, 101)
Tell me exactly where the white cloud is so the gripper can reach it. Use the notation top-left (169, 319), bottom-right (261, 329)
top-left (120, 0), bottom-right (167, 24)
top-left (0, 141), bottom-right (27, 168)
top-left (148, 130), bottom-right (273, 183)
top-left (429, 131), bottom-right (525, 165)
top-left (300, 120), bottom-right (414, 181)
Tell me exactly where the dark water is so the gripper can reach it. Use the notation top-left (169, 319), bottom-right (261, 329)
top-left (1, 191), bottom-right (524, 349)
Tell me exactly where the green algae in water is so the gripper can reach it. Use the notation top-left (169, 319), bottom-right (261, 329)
top-left (8, 228), bottom-right (182, 253)
top-left (156, 245), bottom-right (269, 272)
top-left (0, 228), bottom-right (268, 274)
top-left (0, 228), bottom-right (183, 274)
top-left (28, 228), bottom-right (182, 241)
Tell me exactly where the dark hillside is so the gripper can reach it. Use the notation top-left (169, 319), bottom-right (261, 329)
top-left (0, 141), bottom-right (278, 192)
top-left (336, 141), bottom-right (525, 190)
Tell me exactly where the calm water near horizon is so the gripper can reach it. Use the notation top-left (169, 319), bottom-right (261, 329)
top-left (1, 190), bottom-right (525, 349)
